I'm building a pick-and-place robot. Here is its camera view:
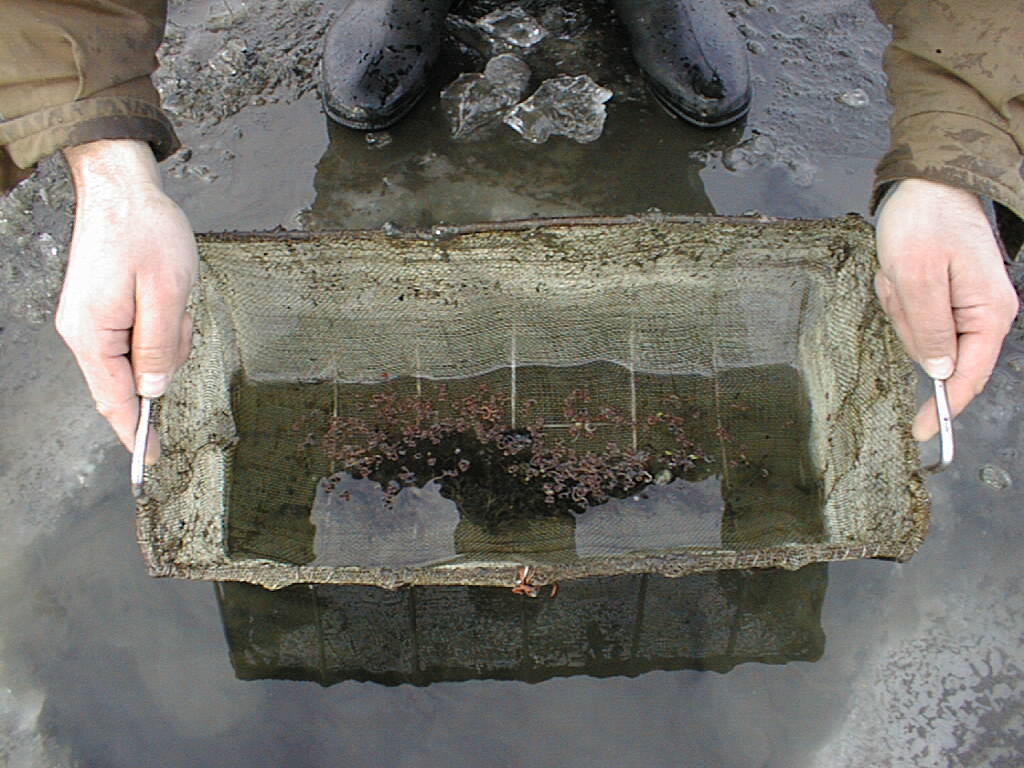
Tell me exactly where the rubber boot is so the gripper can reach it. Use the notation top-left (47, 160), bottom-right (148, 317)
top-left (612, 0), bottom-right (752, 128)
top-left (321, 0), bottom-right (455, 130)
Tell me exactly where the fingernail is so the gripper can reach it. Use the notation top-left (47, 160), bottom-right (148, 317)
top-left (923, 356), bottom-right (954, 380)
top-left (138, 373), bottom-right (169, 398)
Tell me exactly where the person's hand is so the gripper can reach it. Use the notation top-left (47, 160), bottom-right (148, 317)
top-left (57, 139), bottom-right (197, 460)
top-left (875, 178), bottom-right (1019, 441)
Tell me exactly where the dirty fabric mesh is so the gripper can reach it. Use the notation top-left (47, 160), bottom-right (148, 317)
top-left (136, 215), bottom-right (928, 590)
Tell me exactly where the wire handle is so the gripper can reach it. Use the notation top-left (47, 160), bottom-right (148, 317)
top-left (923, 378), bottom-right (954, 473)
top-left (131, 396), bottom-right (153, 498)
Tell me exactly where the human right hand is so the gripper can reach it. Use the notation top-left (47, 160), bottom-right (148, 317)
top-left (874, 178), bottom-right (1019, 442)
top-left (57, 139), bottom-right (197, 461)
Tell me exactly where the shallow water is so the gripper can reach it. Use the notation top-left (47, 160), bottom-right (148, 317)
top-left (226, 363), bottom-right (820, 570)
top-left (3, 0), bottom-right (1024, 766)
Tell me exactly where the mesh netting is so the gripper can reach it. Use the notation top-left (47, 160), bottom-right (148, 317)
top-left (136, 215), bottom-right (928, 590)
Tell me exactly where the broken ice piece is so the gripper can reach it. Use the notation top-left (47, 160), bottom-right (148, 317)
top-left (445, 14), bottom-right (500, 58)
top-left (484, 53), bottom-right (531, 95)
top-left (477, 7), bottom-right (547, 48)
top-left (441, 54), bottom-right (530, 139)
top-left (442, 74), bottom-right (506, 138)
top-left (539, 6), bottom-right (590, 39)
top-left (837, 88), bottom-right (869, 108)
top-left (504, 74), bottom-right (613, 144)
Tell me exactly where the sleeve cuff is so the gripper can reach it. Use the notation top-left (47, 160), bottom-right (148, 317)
top-left (0, 96), bottom-right (180, 168)
top-left (872, 111), bottom-right (1024, 219)
top-left (872, 112), bottom-right (1024, 259)
top-left (872, 111), bottom-right (1024, 258)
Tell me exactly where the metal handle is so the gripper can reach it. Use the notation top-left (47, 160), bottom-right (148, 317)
top-left (923, 378), bottom-right (954, 473)
top-left (131, 396), bottom-right (153, 498)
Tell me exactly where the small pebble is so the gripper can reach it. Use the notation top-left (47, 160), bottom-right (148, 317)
top-left (365, 132), bottom-right (393, 149)
top-left (747, 40), bottom-right (765, 54)
top-left (206, 5), bottom-right (248, 31)
top-left (979, 464), bottom-right (1012, 490)
top-left (191, 165), bottom-right (219, 184)
top-left (837, 88), bottom-right (869, 108)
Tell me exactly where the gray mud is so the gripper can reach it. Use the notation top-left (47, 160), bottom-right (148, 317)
top-left (1, 1), bottom-right (1023, 766)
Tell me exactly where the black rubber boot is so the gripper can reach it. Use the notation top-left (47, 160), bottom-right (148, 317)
top-left (612, 0), bottom-right (752, 128)
top-left (321, 0), bottom-right (455, 130)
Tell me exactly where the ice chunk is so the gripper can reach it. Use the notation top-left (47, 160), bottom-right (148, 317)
top-left (442, 75), bottom-right (493, 138)
top-left (441, 54), bottom-right (531, 139)
top-left (837, 88), bottom-right (869, 108)
top-left (477, 7), bottom-right (547, 48)
top-left (503, 74), bottom-right (612, 144)
top-left (979, 464), bottom-right (1012, 490)
top-left (539, 6), bottom-right (590, 39)
top-left (484, 53), bottom-right (532, 100)
top-left (444, 14), bottom-right (499, 58)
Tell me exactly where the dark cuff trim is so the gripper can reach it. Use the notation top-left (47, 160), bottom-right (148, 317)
top-left (64, 114), bottom-right (180, 162)
top-left (0, 97), bottom-right (180, 167)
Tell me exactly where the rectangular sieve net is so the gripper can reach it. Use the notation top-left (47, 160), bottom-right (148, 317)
top-left (136, 215), bottom-right (928, 589)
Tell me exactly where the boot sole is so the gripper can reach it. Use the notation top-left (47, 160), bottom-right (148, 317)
top-left (321, 83), bottom-right (429, 131)
top-left (648, 77), bottom-right (751, 129)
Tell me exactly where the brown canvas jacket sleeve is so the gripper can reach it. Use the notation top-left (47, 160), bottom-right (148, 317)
top-left (0, 0), bottom-right (178, 187)
top-left (871, 0), bottom-right (1024, 254)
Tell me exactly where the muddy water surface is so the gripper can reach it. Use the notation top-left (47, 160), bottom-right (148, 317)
top-left (3, 1), bottom-right (1024, 766)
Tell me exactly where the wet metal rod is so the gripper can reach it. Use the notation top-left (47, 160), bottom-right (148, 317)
top-left (131, 396), bottom-right (152, 498)
top-left (925, 378), bottom-right (954, 473)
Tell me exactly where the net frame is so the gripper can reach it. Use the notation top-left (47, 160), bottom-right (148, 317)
top-left (136, 215), bottom-right (928, 590)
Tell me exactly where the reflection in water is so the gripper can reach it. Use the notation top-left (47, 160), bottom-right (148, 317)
top-left (217, 565), bottom-right (826, 685)
top-left (305, 98), bottom-right (728, 230)
top-left (309, 475), bottom-right (461, 568)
